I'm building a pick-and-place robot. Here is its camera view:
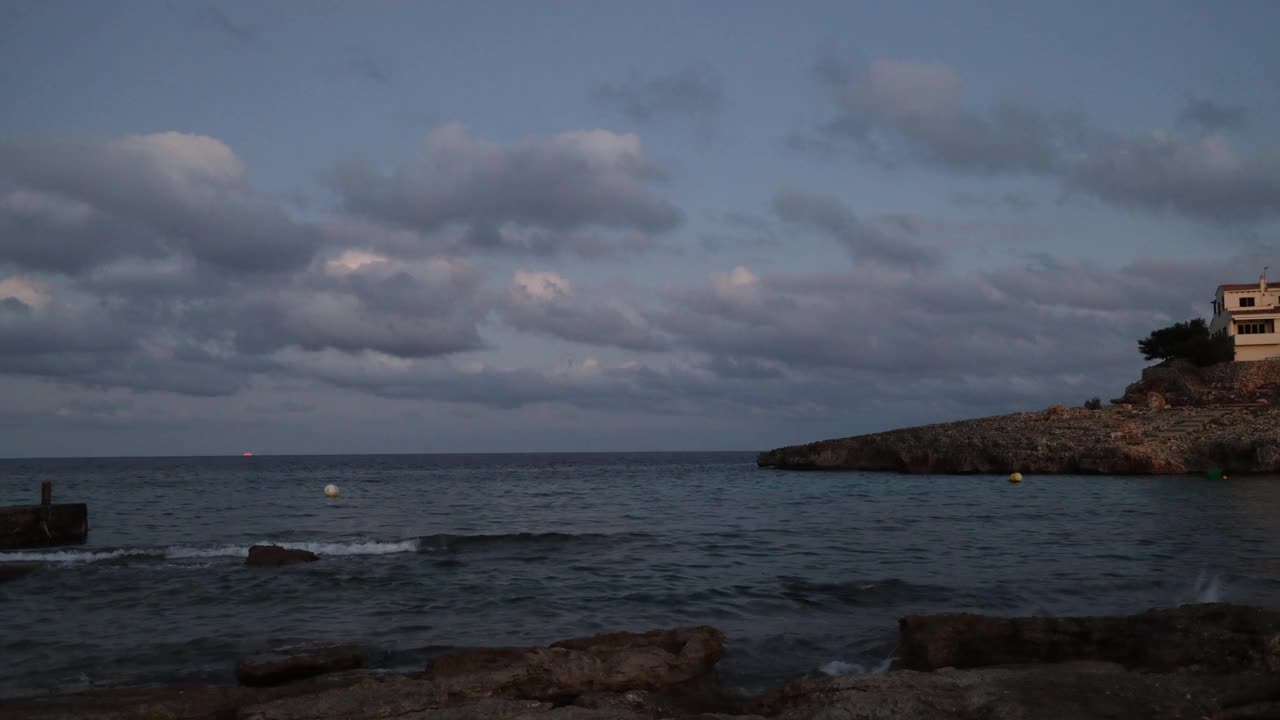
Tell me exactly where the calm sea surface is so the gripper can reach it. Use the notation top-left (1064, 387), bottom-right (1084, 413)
top-left (1, 452), bottom-right (1279, 698)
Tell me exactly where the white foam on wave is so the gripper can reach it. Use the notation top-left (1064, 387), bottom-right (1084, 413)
top-left (818, 656), bottom-right (895, 676)
top-left (268, 539), bottom-right (421, 556)
top-left (0, 538), bottom-right (421, 563)
top-left (0, 548), bottom-right (164, 563)
top-left (1193, 571), bottom-right (1225, 603)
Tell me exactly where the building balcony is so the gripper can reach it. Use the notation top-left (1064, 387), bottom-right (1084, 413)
top-left (1234, 332), bottom-right (1280, 346)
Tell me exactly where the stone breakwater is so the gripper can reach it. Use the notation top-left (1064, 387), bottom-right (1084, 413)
top-left (6, 603), bottom-right (1279, 719)
top-left (759, 359), bottom-right (1280, 474)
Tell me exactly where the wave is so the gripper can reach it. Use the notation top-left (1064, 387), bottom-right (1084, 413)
top-left (0, 532), bottom-right (640, 564)
top-left (0, 539), bottom-right (420, 564)
top-left (415, 531), bottom-right (644, 554)
top-left (779, 576), bottom-right (956, 607)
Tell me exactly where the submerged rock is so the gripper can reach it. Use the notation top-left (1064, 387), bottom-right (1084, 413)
top-left (236, 645), bottom-right (365, 687)
top-left (245, 545), bottom-right (319, 567)
top-left (0, 562), bottom-right (42, 583)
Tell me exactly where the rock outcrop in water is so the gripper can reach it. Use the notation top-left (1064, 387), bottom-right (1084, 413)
top-left (8, 603), bottom-right (1280, 720)
top-left (237, 645), bottom-right (365, 687)
top-left (245, 545), bottom-right (319, 566)
top-left (758, 360), bottom-right (1280, 474)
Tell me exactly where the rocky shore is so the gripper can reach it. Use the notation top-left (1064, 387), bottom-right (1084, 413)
top-left (6, 603), bottom-right (1279, 719)
top-left (758, 360), bottom-right (1280, 474)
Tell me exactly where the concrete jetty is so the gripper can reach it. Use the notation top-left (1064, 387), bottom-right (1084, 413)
top-left (0, 481), bottom-right (88, 550)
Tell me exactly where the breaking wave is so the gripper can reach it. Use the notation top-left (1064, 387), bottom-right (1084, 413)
top-left (0, 532), bottom-right (643, 564)
top-left (819, 656), bottom-right (895, 676)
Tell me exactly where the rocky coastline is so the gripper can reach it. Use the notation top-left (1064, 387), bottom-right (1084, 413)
top-left (758, 359), bottom-right (1280, 474)
top-left (6, 603), bottom-right (1279, 719)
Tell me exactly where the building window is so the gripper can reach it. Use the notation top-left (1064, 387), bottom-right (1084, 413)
top-left (1236, 322), bottom-right (1268, 335)
top-left (1240, 297), bottom-right (1256, 307)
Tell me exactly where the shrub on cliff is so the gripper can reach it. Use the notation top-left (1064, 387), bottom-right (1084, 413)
top-left (1138, 319), bottom-right (1233, 367)
top-left (1084, 397), bottom-right (1103, 410)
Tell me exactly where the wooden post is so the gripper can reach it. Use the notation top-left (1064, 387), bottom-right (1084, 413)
top-left (41, 481), bottom-right (52, 506)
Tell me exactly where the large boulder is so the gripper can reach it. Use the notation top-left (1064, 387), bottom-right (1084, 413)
top-left (246, 545), bottom-right (318, 567)
top-left (427, 626), bottom-right (725, 703)
top-left (237, 645), bottom-right (365, 687)
top-left (894, 603), bottom-right (1280, 673)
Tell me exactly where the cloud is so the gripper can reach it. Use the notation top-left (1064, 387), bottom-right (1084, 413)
top-left (337, 125), bottom-right (681, 257)
top-left (499, 270), bottom-right (669, 351)
top-left (192, 6), bottom-right (258, 48)
top-left (1063, 131), bottom-right (1280, 223)
top-left (654, 255), bottom-right (1224, 394)
top-left (773, 189), bottom-right (940, 268)
top-left (345, 46), bottom-right (390, 84)
top-left (591, 62), bottom-right (724, 135)
top-left (1178, 97), bottom-right (1248, 134)
top-left (808, 55), bottom-right (1280, 225)
top-left (812, 56), bottom-right (1073, 174)
top-left (0, 133), bottom-right (318, 274)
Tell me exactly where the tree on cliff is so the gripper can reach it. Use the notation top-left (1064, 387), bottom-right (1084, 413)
top-left (1138, 319), bottom-right (1233, 366)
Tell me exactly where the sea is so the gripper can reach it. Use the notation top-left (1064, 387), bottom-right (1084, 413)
top-left (1, 452), bottom-right (1278, 699)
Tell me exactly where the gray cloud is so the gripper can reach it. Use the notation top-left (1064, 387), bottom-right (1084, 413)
top-left (653, 254), bottom-right (1230, 395)
top-left (812, 55), bottom-right (1075, 174)
top-left (234, 257), bottom-right (492, 359)
top-left (808, 55), bottom-right (1280, 225)
top-left (592, 62), bottom-right (724, 135)
top-left (345, 46), bottom-right (390, 84)
top-left (1063, 133), bottom-right (1280, 223)
top-left (1178, 97), bottom-right (1248, 134)
top-left (773, 189), bottom-right (940, 268)
top-left (337, 124), bottom-right (681, 257)
top-left (0, 134), bottom-right (318, 274)
top-left (497, 270), bottom-right (668, 352)
top-left (192, 6), bottom-right (258, 48)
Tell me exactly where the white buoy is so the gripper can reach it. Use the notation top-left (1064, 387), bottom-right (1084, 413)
top-left (1009, 472), bottom-right (1023, 483)
top-left (324, 484), bottom-right (340, 498)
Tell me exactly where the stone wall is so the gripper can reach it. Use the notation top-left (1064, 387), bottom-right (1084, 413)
top-left (1123, 358), bottom-right (1280, 406)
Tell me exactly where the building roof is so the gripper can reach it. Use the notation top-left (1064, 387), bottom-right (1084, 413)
top-left (1219, 282), bottom-right (1274, 292)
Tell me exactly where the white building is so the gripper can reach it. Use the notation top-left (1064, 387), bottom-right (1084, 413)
top-left (1210, 272), bottom-right (1280, 361)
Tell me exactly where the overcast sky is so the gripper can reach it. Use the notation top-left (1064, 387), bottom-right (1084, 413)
top-left (2, 1), bottom-right (1279, 457)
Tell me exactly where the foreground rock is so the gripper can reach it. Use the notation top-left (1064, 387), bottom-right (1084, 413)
top-left (896, 602), bottom-right (1280, 673)
top-left (8, 605), bottom-right (1280, 719)
top-left (237, 645), bottom-right (365, 686)
top-left (758, 359), bottom-right (1280, 474)
top-left (427, 626), bottom-right (727, 703)
top-left (245, 545), bottom-right (319, 566)
top-left (755, 662), bottom-right (1280, 720)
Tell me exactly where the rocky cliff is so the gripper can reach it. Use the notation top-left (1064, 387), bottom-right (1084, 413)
top-left (758, 360), bottom-right (1280, 475)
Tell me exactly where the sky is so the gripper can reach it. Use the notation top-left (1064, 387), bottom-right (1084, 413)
top-left (1, 0), bottom-right (1279, 457)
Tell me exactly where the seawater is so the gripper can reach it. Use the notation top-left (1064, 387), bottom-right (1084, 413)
top-left (1, 452), bottom-right (1278, 698)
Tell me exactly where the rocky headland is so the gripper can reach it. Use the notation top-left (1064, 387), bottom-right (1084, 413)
top-left (6, 603), bottom-right (1280, 720)
top-left (758, 359), bottom-right (1280, 474)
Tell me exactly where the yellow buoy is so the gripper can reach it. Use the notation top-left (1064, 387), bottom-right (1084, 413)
top-left (1009, 472), bottom-right (1023, 483)
top-left (323, 484), bottom-right (340, 498)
